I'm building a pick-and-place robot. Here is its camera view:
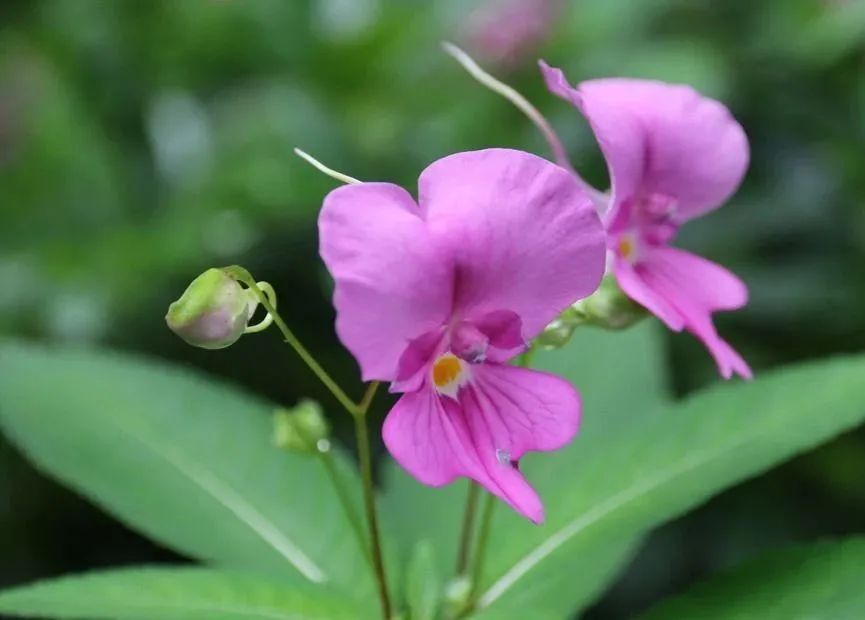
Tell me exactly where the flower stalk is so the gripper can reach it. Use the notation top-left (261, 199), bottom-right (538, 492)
top-left (441, 41), bottom-right (607, 209)
top-left (455, 482), bottom-right (480, 575)
top-left (353, 381), bottom-right (392, 619)
top-left (222, 265), bottom-right (358, 415)
top-left (222, 265), bottom-right (392, 619)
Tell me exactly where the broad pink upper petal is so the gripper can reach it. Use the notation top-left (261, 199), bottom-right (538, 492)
top-left (580, 78), bottom-right (748, 224)
top-left (417, 148), bottom-right (606, 340)
top-left (635, 248), bottom-right (751, 379)
top-left (319, 183), bottom-right (453, 382)
top-left (540, 64), bottom-right (749, 226)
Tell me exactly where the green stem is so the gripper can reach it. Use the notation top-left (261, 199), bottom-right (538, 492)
top-left (466, 491), bottom-right (496, 609)
top-left (318, 449), bottom-right (372, 567)
top-left (455, 482), bottom-right (480, 576)
top-left (354, 382), bottom-right (392, 620)
top-left (223, 265), bottom-right (357, 415)
top-left (286, 411), bottom-right (371, 568)
top-left (459, 347), bottom-right (536, 614)
top-left (441, 41), bottom-right (608, 210)
top-left (224, 266), bottom-right (391, 617)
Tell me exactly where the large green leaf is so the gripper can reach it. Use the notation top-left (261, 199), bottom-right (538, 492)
top-left (383, 323), bottom-right (669, 614)
top-left (0, 567), bottom-right (363, 620)
top-left (0, 343), bottom-right (370, 598)
top-left (642, 538), bottom-right (865, 619)
top-left (475, 355), bottom-right (865, 617)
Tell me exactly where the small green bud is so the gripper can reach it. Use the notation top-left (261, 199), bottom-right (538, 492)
top-left (273, 400), bottom-right (330, 454)
top-left (579, 276), bottom-right (647, 330)
top-left (443, 576), bottom-right (472, 616)
top-left (165, 268), bottom-right (257, 350)
top-left (536, 276), bottom-right (647, 349)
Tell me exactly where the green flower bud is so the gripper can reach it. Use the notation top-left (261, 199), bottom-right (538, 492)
top-left (165, 268), bottom-right (257, 350)
top-left (536, 276), bottom-right (647, 349)
top-left (443, 576), bottom-right (472, 617)
top-left (273, 400), bottom-right (330, 454)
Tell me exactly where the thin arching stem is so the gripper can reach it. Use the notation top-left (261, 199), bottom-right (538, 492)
top-left (224, 265), bottom-right (392, 618)
top-left (461, 348), bottom-right (536, 615)
top-left (455, 481), bottom-right (481, 575)
top-left (466, 491), bottom-right (497, 611)
top-left (223, 265), bottom-right (358, 416)
top-left (294, 148), bottom-right (362, 185)
top-left (354, 381), bottom-right (392, 619)
top-left (288, 415), bottom-right (371, 567)
top-left (441, 41), bottom-right (608, 209)
top-left (442, 42), bottom-right (574, 172)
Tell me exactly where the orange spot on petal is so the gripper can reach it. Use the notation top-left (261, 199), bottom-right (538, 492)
top-left (617, 236), bottom-right (635, 259)
top-left (432, 355), bottom-right (462, 388)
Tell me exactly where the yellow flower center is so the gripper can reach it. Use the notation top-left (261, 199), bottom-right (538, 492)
top-left (617, 235), bottom-right (635, 260)
top-left (432, 354), bottom-right (462, 388)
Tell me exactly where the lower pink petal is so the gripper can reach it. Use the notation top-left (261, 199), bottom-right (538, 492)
top-left (634, 247), bottom-right (751, 380)
top-left (382, 365), bottom-right (581, 523)
top-left (641, 247), bottom-right (747, 311)
top-left (465, 364), bottom-right (581, 459)
top-left (614, 256), bottom-right (685, 331)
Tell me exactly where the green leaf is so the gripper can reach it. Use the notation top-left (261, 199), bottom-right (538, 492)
top-left (642, 538), bottom-right (865, 619)
top-left (475, 354), bottom-right (865, 617)
top-left (534, 322), bottom-right (669, 439)
top-left (404, 541), bottom-right (442, 620)
top-left (383, 323), bottom-right (670, 615)
top-left (0, 567), bottom-right (365, 620)
top-left (0, 343), bottom-right (370, 597)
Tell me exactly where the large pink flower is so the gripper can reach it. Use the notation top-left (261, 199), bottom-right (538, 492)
top-left (541, 63), bottom-right (752, 379)
top-left (319, 149), bottom-right (605, 522)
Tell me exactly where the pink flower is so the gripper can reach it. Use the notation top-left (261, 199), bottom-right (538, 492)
top-left (319, 149), bottom-right (605, 522)
top-left (464, 0), bottom-right (560, 70)
top-left (540, 63), bottom-right (752, 380)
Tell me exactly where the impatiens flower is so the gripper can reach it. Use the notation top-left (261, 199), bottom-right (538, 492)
top-left (464, 0), bottom-right (560, 70)
top-left (540, 63), bottom-right (752, 379)
top-left (319, 149), bottom-right (605, 522)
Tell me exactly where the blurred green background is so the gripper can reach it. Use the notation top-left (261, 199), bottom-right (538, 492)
top-left (1, 0), bottom-right (864, 618)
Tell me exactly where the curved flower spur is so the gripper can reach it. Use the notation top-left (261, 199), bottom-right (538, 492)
top-left (319, 149), bottom-right (606, 522)
top-left (540, 65), bottom-right (752, 379)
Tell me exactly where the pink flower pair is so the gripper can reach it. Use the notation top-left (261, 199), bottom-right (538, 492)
top-left (317, 65), bottom-right (750, 521)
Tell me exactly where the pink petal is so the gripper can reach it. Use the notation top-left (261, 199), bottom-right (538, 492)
top-left (634, 247), bottom-right (752, 380)
top-left (472, 309), bottom-right (526, 362)
top-left (643, 247), bottom-right (748, 311)
top-left (417, 149), bottom-right (606, 340)
top-left (319, 183), bottom-right (453, 382)
top-left (539, 63), bottom-right (749, 226)
top-left (473, 310), bottom-right (525, 350)
top-left (382, 364), bottom-right (581, 523)
top-left (467, 364), bottom-right (581, 458)
top-left (391, 328), bottom-right (446, 394)
top-left (614, 256), bottom-right (685, 332)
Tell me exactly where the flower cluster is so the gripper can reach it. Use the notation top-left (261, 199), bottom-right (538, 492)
top-left (315, 59), bottom-right (752, 522)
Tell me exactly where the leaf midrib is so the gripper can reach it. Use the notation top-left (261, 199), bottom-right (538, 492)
top-left (478, 432), bottom-right (759, 608)
top-left (104, 414), bottom-right (327, 583)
